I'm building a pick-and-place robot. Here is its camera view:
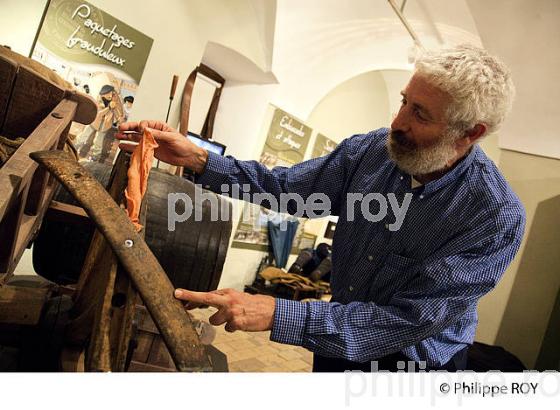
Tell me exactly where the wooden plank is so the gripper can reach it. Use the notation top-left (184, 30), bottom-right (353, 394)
top-left (135, 304), bottom-right (159, 334)
top-left (0, 53), bottom-right (18, 133)
top-left (0, 166), bottom-right (59, 282)
top-left (86, 153), bottom-right (130, 372)
top-left (86, 246), bottom-right (118, 372)
top-left (0, 99), bottom-right (76, 284)
top-left (24, 123), bottom-right (70, 216)
top-left (110, 178), bottom-right (145, 371)
top-left (0, 173), bottom-right (59, 281)
top-left (72, 153), bottom-right (130, 309)
top-left (147, 337), bottom-right (175, 369)
top-left (0, 98), bottom-right (76, 220)
top-left (131, 332), bottom-right (154, 363)
top-left (46, 200), bottom-right (90, 224)
top-left (2, 66), bottom-right (65, 140)
top-left (60, 347), bottom-right (85, 372)
top-left (0, 285), bottom-right (49, 326)
top-left (109, 270), bottom-right (137, 371)
top-left (65, 91), bottom-right (97, 126)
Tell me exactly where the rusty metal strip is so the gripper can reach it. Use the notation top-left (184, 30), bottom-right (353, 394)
top-left (30, 150), bottom-right (210, 371)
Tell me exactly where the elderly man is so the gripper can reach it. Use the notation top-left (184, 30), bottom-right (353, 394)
top-left (116, 45), bottom-right (525, 372)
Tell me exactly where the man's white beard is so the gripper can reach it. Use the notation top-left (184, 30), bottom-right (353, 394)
top-left (386, 129), bottom-right (459, 175)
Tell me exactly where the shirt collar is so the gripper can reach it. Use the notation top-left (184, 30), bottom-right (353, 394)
top-left (403, 145), bottom-right (480, 195)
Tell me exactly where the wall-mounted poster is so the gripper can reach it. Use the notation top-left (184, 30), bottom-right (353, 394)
top-left (232, 106), bottom-right (317, 254)
top-left (311, 133), bottom-right (338, 159)
top-left (30, 0), bottom-right (153, 165)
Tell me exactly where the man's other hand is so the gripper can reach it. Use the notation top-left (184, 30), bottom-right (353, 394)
top-left (174, 288), bottom-right (275, 333)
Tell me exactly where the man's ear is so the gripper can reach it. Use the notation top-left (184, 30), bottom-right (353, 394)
top-left (465, 123), bottom-right (487, 143)
top-left (456, 123), bottom-right (487, 149)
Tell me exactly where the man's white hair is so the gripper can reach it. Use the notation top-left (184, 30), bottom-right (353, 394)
top-left (414, 44), bottom-right (515, 136)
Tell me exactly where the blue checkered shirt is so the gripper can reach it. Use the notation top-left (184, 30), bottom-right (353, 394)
top-left (196, 128), bottom-right (525, 367)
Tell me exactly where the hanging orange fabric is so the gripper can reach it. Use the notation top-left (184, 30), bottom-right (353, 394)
top-left (125, 129), bottom-right (159, 231)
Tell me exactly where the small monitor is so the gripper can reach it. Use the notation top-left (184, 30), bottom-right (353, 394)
top-left (186, 132), bottom-right (226, 156)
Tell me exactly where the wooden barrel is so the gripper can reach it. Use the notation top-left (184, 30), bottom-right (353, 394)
top-left (32, 163), bottom-right (232, 292)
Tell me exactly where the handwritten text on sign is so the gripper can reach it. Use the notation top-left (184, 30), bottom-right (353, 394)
top-left (66, 4), bottom-right (135, 67)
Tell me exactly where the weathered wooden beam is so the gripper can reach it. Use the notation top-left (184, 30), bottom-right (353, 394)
top-left (0, 285), bottom-right (49, 326)
top-left (30, 150), bottom-right (210, 371)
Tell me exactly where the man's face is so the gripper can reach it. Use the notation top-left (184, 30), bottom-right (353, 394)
top-left (388, 74), bottom-right (461, 175)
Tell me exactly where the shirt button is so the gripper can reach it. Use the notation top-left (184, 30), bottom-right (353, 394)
top-left (367, 255), bottom-right (373, 261)
top-left (399, 176), bottom-right (404, 180)
top-left (385, 223), bottom-right (389, 229)
top-left (349, 286), bottom-right (354, 292)
top-left (419, 194), bottom-right (424, 199)
top-left (204, 185), bottom-right (210, 189)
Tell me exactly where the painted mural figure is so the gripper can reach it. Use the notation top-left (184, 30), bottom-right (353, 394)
top-left (75, 84), bottom-right (124, 163)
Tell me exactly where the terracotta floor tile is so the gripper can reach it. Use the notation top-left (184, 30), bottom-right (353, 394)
top-left (258, 353), bottom-right (286, 366)
top-left (212, 342), bottom-right (237, 354)
top-left (260, 366), bottom-right (287, 372)
top-left (227, 348), bottom-right (259, 362)
top-left (284, 359), bottom-right (311, 372)
top-left (300, 353), bottom-right (314, 364)
top-left (227, 358), bottom-right (266, 372)
top-left (278, 349), bottom-right (304, 361)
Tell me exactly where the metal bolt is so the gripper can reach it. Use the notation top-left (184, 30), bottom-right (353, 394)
top-left (124, 239), bottom-right (134, 248)
top-left (51, 112), bottom-right (63, 119)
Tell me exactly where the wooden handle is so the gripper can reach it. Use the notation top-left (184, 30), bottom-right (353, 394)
top-left (169, 75), bottom-right (179, 100)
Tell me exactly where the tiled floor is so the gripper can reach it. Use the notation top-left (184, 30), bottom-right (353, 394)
top-left (190, 306), bottom-right (314, 372)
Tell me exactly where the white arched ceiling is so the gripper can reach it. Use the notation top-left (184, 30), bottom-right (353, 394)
top-left (306, 69), bottom-right (413, 141)
top-left (201, 42), bottom-right (278, 84)
top-left (188, 0), bottom-right (277, 73)
top-left (307, 70), bottom-right (393, 141)
top-left (271, 0), bottom-right (482, 120)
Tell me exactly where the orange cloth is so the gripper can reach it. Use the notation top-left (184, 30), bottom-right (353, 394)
top-left (125, 129), bottom-right (159, 231)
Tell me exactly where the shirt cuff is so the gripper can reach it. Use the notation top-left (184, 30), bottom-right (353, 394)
top-left (270, 298), bottom-right (308, 347)
top-left (194, 151), bottom-right (235, 191)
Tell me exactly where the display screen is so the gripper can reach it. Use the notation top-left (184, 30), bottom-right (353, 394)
top-left (186, 132), bottom-right (226, 156)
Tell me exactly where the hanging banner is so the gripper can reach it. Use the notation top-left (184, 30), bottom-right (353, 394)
top-left (232, 106), bottom-right (316, 254)
top-left (31, 0), bottom-right (153, 165)
top-left (311, 133), bottom-right (338, 159)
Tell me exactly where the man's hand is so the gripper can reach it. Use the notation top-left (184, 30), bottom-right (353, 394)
top-left (115, 120), bottom-right (208, 173)
top-left (174, 288), bottom-right (276, 333)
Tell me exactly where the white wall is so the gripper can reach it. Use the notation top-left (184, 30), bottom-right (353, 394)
top-left (467, 0), bottom-right (560, 160)
top-left (0, 0), bottom-right (47, 55)
top-left (477, 150), bottom-right (560, 369)
top-left (464, 0), bottom-right (560, 368)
